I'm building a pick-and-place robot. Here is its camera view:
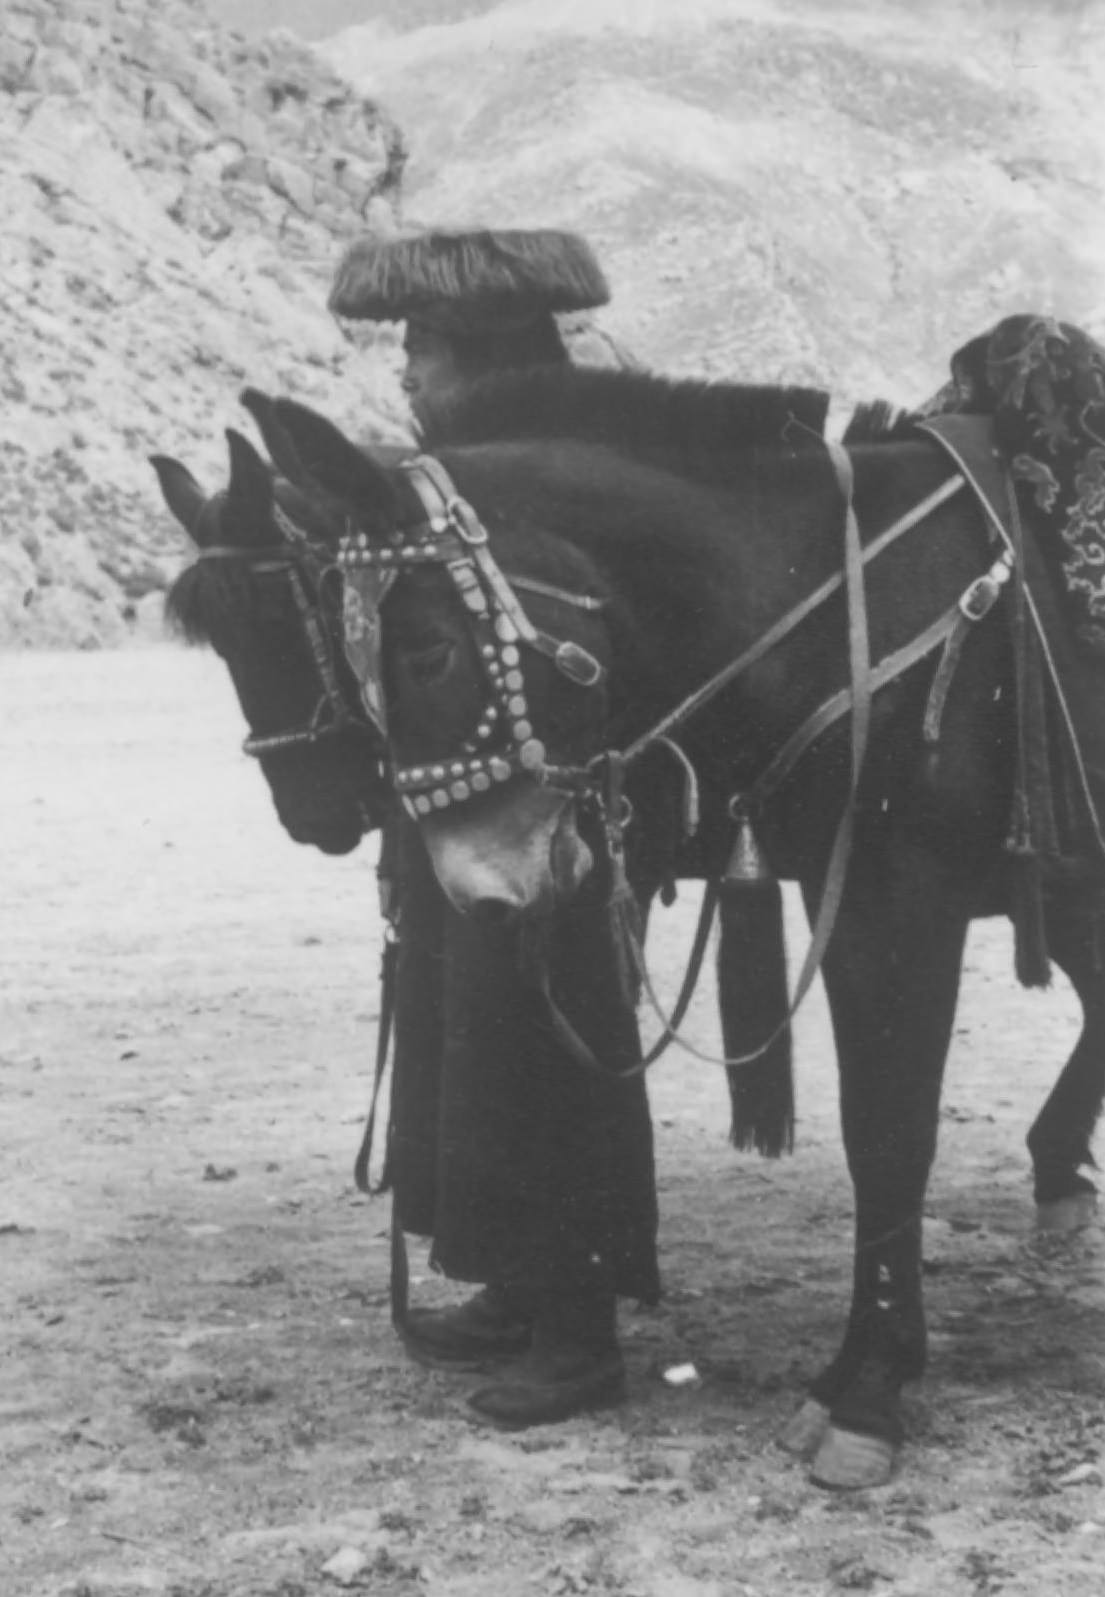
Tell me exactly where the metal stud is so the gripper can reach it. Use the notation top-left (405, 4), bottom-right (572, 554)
top-left (501, 645), bottom-right (520, 667)
top-left (513, 719), bottom-right (532, 741)
top-left (504, 670), bottom-right (524, 693)
top-left (489, 757), bottom-right (511, 783)
top-left (495, 617), bottom-right (518, 642)
top-left (414, 794), bottom-right (432, 815)
top-left (431, 788), bottom-right (450, 809)
top-left (507, 695), bottom-right (527, 718)
top-left (471, 771), bottom-right (491, 793)
top-left (519, 739), bottom-right (545, 772)
top-left (450, 780), bottom-right (471, 803)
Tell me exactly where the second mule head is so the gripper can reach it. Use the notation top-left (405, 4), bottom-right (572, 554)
top-left (153, 424), bottom-right (387, 856)
top-left (248, 392), bottom-right (617, 919)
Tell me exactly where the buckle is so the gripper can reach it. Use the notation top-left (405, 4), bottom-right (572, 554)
top-left (958, 574), bottom-right (999, 622)
top-left (958, 552), bottom-right (1013, 622)
top-left (446, 497), bottom-right (488, 545)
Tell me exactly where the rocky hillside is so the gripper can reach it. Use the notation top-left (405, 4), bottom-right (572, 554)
top-left (5, 0), bottom-right (1104, 647)
top-left (1, 0), bottom-right (405, 647)
top-left (325, 0), bottom-right (1105, 408)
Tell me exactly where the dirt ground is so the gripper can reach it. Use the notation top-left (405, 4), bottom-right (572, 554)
top-left (3, 645), bottom-right (1105, 1597)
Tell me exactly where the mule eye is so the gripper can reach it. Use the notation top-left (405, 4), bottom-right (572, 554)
top-left (404, 638), bottom-right (454, 684)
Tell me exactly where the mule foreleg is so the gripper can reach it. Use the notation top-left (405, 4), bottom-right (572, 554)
top-left (795, 849), bottom-right (970, 1488)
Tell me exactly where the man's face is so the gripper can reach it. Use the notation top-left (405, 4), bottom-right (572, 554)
top-left (401, 321), bottom-right (465, 427)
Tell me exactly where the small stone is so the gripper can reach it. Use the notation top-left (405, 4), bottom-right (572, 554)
top-left (1058, 1463), bottom-right (1103, 1487)
top-left (662, 1362), bottom-right (702, 1388)
top-left (322, 1544), bottom-right (371, 1584)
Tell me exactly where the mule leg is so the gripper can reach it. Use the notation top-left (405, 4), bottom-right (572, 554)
top-left (798, 846), bottom-right (970, 1489)
top-left (1027, 897), bottom-right (1105, 1231)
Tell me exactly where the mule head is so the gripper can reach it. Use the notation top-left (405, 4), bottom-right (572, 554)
top-left (270, 396), bottom-right (616, 918)
top-left (154, 418), bottom-right (387, 856)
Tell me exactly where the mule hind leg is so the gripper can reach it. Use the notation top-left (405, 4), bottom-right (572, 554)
top-left (1027, 895), bottom-right (1105, 1232)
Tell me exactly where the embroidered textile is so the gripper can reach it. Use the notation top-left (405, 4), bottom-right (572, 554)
top-left (918, 316), bottom-right (1105, 655)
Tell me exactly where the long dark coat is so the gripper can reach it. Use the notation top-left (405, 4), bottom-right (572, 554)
top-left (385, 817), bottom-right (661, 1304)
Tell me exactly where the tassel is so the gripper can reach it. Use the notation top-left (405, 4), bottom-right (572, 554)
top-left (724, 808), bottom-right (774, 886)
top-left (1010, 849), bottom-right (1051, 988)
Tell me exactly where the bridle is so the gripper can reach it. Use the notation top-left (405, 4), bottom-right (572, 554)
top-left (337, 455), bottom-right (609, 819)
top-left (197, 502), bottom-right (376, 760)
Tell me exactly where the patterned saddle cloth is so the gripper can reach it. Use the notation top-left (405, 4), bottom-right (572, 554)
top-left (917, 315), bottom-right (1105, 658)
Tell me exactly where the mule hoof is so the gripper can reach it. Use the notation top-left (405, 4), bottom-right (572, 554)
top-left (777, 1398), bottom-right (831, 1458)
top-left (1036, 1191), bottom-right (1097, 1235)
top-left (810, 1424), bottom-right (896, 1490)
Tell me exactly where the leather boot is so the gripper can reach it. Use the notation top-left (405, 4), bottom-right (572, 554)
top-left (400, 1284), bottom-right (533, 1370)
top-left (467, 1285), bottom-right (624, 1428)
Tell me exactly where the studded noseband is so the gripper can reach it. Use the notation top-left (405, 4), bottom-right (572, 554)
top-left (336, 455), bottom-right (607, 820)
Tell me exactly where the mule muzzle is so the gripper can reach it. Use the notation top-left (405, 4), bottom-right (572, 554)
top-left (420, 781), bottom-right (593, 918)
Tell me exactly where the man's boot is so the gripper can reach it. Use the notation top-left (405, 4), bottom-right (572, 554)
top-left (401, 1283), bottom-right (533, 1370)
top-left (467, 1284), bottom-right (624, 1428)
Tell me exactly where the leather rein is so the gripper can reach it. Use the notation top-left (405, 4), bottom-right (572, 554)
top-left (195, 503), bottom-right (372, 760)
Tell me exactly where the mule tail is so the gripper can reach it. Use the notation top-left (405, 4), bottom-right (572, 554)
top-left (719, 880), bottom-right (795, 1156)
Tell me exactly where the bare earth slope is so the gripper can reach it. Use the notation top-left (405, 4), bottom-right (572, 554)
top-left (325, 0), bottom-right (1105, 402)
top-left (0, 0), bottom-right (405, 647)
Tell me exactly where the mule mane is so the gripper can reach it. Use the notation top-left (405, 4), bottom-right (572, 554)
top-left (420, 366), bottom-right (830, 479)
top-left (842, 399), bottom-right (918, 445)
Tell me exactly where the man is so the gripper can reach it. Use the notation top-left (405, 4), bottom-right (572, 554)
top-left (328, 225), bottom-right (659, 1427)
top-left (329, 224), bottom-right (625, 430)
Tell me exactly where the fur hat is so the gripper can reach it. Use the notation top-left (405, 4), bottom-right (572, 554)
top-left (328, 227), bottom-right (611, 323)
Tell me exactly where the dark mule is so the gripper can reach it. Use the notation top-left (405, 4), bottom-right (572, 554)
top-left (153, 432), bottom-right (388, 853)
top-left (257, 375), bottom-right (1105, 1488)
top-left (426, 372), bottom-right (1105, 1229)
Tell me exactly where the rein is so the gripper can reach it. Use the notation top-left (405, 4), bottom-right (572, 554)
top-left (195, 531), bottom-right (370, 759)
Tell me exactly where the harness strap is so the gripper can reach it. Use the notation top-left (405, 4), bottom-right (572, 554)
top-left (621, 472), bottom-right (965, 769)
top-left (353, 933), bottom-right (398, 1195)
top-left (918, 418), bottom-right (1105, 860)
top-left (640, 880), bottom-right (720, 1065)
top-left (626, 443), bottom-right (872, 1070)
top-left (923, 551), bottom-right (1013, 743)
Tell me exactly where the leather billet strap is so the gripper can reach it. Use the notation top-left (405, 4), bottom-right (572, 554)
top-left (621, 442), bottom-right (871, 1072)
top-left (612, 447), bottom-right (1010, 1075)
top-left (918, 416), bottom-right (1105, 862)
top-left (619, 472), bottom-right (965, 770)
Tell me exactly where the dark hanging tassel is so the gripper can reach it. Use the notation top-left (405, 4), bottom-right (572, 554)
top-left (608, 870), bottom-right (644, 1009)
top-left (1009, 844), bottom-right (1052, 988)
top-left (719, 806), bottom-right (793, 1157)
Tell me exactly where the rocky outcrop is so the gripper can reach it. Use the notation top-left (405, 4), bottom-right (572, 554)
top-left (1, 0), bottom-right (407, 647)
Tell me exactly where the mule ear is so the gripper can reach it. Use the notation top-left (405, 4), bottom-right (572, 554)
top-left (270, 396), bottom-right (396, 520)
top-left (240, 387), bottom-right (311, 486)
top-left (150, 455), bottom-right (210, 542)
top-left (224, 428), bottom-right (276, 548)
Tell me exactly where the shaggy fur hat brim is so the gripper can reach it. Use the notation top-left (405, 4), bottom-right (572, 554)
top-left (328, 228), bottom-right (611, 322)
